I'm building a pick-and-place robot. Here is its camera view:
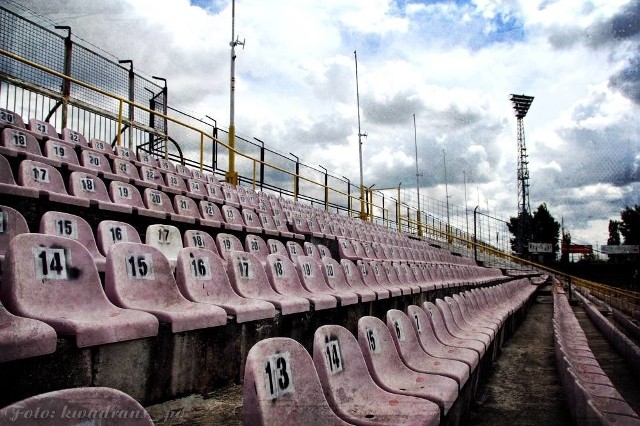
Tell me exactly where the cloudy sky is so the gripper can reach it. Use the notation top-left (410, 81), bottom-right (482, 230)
top-left (10, 0), bottom-right (640, 247)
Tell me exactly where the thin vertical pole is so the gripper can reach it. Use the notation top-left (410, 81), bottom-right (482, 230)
top-left (414, 113), bottom-right (422, 236)
top-left (355, 50), bottom-right (366, 220)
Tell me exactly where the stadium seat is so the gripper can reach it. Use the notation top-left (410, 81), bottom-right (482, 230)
top-left (39, 211), bottom-right (106, 272)
top-left (205, 183), bottom-right (225, 204)
top-left (143, 188), bottom-right (192, 223)
top-left (302, 242), bottom-right (322, 262)
top-left (0, 205), bottom-right (30, 264)
top-left (175, 163), bottom-right (191, 179)
top-left (241, 208), bottom-right (263, 233)
top-left (312, 324), bottom-right (441, 425)
top-left (43, 139), bottom-right (93, 172)
top-left (0, 128), bottom-right (52, 164)
top-left (1, 234), bottom-right (158, 346)
top-left (96, 220), bottom-right (141, 256)
top-left (0, 300), bottom-right (57, 362)
top-left (183, 229), bottom-right (221, 257)
top-left (386, 309), bottom-right (470, 388)
top-left (175, 247), bottom-right (275, 323)
top-left (341, 259), bottom-right (389, 299)
top-left (274, 215), bottom-right (302, 240)
top-left (357, 315), bottom-right (459, 416)
top-left (197, 200), bottom-right (224, 228)
top-left (381, 261), bottom-right (416, 295)
top-left (337, 238), bottom-right (360, 261)
top-left (88, 138), bottom-right (113, 155)
top-left (0, 154), bottom-right (37, 198)
top-left (222, 187), bottom-right (241, 208)
top-left (113, 145), bottom-right (135, 162)
top-left (139, 165), bottom-right (165, 189)
top-left (243, 337), bottom-right (350, 426)
top-left (0, 386), bottom-right (154, 425)
top-left (157, 158), bottom-right (177, 173)
top-left (220, 205), bottom-right (245, 231)
top-left (0, 108), bottom-right (25, 129)
top-left (79, 149), bottom-right (119, 181)
top-left (321, 258), bottom-right (376, 302)
top-left (265, 238), bottom-right (286, 257)
top-left (163, 172), bottom-right (187, 195)
top-left (358, 260), bottom-right (401, 297)
top-left (435, 298), bottom-right (493, 347)
top-left (173, 195), bottom-right (214, 226)
top-left (285, 240), bottom-right (304, 262)
top-left (264, 254), bottom-right (337, 310)
top-left (111, 157), bottom-right (146, 186)
top-left (295, 256), bottom-right (358, 306)
top-left (423, 301), bottom-right (486, 357)
top-left (136, 151), bottom-right (157, 168)
top-left (108, 181), bottom-right (164, 219)
top-left (257, 212), bottom-right (282, 237)
top-left (406, 305), bottom-right (480, 370)
top-left (68, 172), bottom-right (132, 213)
top-left (186, 178), bottom-right (207, 200)
top-left (17, 159), bottom-right (89, 207)
top-left (105, 242), bottom-right (227, 332)
top-left (28, 118), bottom-right (60, 140)
top-left (316, 243), bottom-right (332, 259)
top-left (226, 251), bottom-right (309, 315)
top-left (145, 224), bottom-right (183, 266)
top-left (215, 232), bottom-right (245, 262)
top-left (190, 168), bottom-right (206, 182)
top-left (245, 234), bottom-right (270, 265)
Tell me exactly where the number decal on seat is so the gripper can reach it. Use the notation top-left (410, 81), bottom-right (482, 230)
top-left (393, 319), bottom-right (405, 341)
top-left (117, 184), bottom-right (131, 199)
top-left (203, 203), bottom-right (214, 216)
top-left (189, 253), bottom-right (211, 280)
top-left (150, 191), bottom-right (162, 205)
top-left (31, 167), bottom-right (49, 183)
top-left (324, 340), bottom-right (343, 374)
top-left (326, 263), bottom-right (334, 277)
top-left (109, 226), bottom-right (127, 243)
top-left (54, 218), bottom-right (78, 239)
top-left (413, 314), bottom-right (422, 333)
top-left (263, 352), bottom-right (294, 399)
top-left (157, 226), bottom-right (170, 244)
top-left (126, 253), bottom-right (153, 280)
top-left (11, 132), bottom-right (27, 147)
top-left (191, 234), bottom-right (205, 248)
top-left (52, 144), bottom-right (66, 158)
top-left (36, 122), bottom-right (47, 133)
top-left (365, 327), bottom-right (380, 353)
top-left (273, 260), bottom-right (285, 277)
top-left (33, 247), bottom-right (68, 280)
top-left (0, 211), bottom-right (6, 234)
top-left (0, 110), bottom-right (15, 123)
top-left (301, 261), bottom-right (312, 277)
top-left (250, 239), bottom-right (259, 252)
top-left (237, 257), bottom-right (252, 278)
top-left (80, 177), bottom-right (95, 192)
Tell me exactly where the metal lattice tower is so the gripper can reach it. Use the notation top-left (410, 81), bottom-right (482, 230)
top-left (510, 94), bottom-right (534, 254)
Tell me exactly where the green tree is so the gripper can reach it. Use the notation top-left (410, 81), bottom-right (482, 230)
top-left (619, 205), bottom-right (640, 245)
top-left (608, 220), bottom-right (621, 245)
top-left (561, 231), bottom-right (571, 264)
top-left (507, 211), bottom-right (532, 255)
top-left (508, 203), bottom-right (561, 262)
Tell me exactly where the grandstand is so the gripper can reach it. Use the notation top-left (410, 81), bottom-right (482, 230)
top-left (0, 5), bottom-right (639, 426)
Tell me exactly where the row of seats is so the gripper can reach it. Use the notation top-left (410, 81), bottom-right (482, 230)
top-left (553, 284), bottom-right (640, 424)
top-left (243, 279), bottom-right (536, 425)
top-left (0, 386), bottom-right (153, 425)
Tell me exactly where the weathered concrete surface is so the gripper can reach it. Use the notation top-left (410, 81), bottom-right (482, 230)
top-left (466, 294), bottom-right (572, 426)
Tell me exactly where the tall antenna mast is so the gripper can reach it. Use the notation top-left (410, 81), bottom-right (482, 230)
top-left (510, 93), bottom-right (534, 255)
top-left (354, 50), bottom-right (367, 220)
top-left (413, 114), bottom-right (422, 236)
top-left (227, 0), bottom-right (244, 185)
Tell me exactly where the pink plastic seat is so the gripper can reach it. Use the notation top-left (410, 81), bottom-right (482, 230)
top-left (337, 238), bottom-right (360, 261)
top-left (313, 324), bottom-right (441, 425)
top-left (423, 301), bottom-right (486, 357)
top-left (245, 234), bottom-right (270, 264)
top-left (386, 309), bottom-right (470, 388)
top-left (243, 337), bottom-right (350, 426)
top-left (79, 149), bottom-right (120, 181)
top-left (96, 220), bottom-right (141, 256)
top-left (265, 254), bottom-right (337, 310)
top-left (319, 257), bottom-right (374, 302)
top-left (88, 138), bottom-right (113, 155)
top-left (17, 159), bottom-right (89, 207)
top-left (0, 387), bottom-right (154, 426)
top-left (0, 205), bottom-right (30, 264)
top-left (183, 229), bottom-right (221, 257)
top-left (216, 232), bottom-right (245, 262)
top-left (295, 256), bottom-right (358, 306)
top-left (0, 108), bottom-right (25, 129)
top-left (0, 128), bottom-right (50, 163)
top-left (111, 158), bottom-right (144, 185)
top-left (435, 298), bottom-right (492, 347)
top-left (316, 243), bottom-right (332, 259)
top-left (285, 240), bottom-right (304, 262)
top-left (205, 183), bottom-right (225, 204)
top-left (1, 234), bottom-right (158, 346)
top-left (143, 188), bottom-right (192, 223)
top-left (258, 212), bottom-right (283, 237)
top-left (186, 178), bottom-right (207, 200)
top-left (226, 251), bottom-right (309, 315)
top-left (173, 195), bottom-right (216, 226)
top-left (382, 261), bottom-right (418, 295)
top-left (139, 165), bottom-right (165, 188)
top-left (108, 181), bottom-right (165, 219)
top-left (0, 301), bottom-right (57, 362)
top-left (145, 223), bottom-right (183, 266)
top-left (369, 260), bottom-right (407, 296)
top-left (190, 168), bottom-right (207, 182)
top-left (68, 172), bottom-right (132, 213)
top-left (221, 205), bottom-right (246, 231)
top-left (303, 242), bottom-right (322, 262)
top-left (157, 158), bottom-right (177, 173)
top-left (242, 208), bottom-right (264, 233)
top-left (406, 305), bottom-right (480, 371)
top-left (222, 187), bottom-right (241, 207)
top-left (105, 242), bottom-right (227, 332)
top-left (175, 163), bottom-right (191, 178)
top-left (0, 154), bottom-right (38, 198)
top-left (28, 118), bottom-right (60, 140)
top-left (357, 260), bottom-right (402, 297)
top-left (113, 145), bottom-right (135, 162)
top-left (341, 259), bottom-right (389, 300)
top-left (198, 200), bottom-right (224, 228)
top-left (267, 238), bottom-right (287, 256)
top-left (163, 172), bottom-right (187, 195)
top-left (274, 215), bottom-right (302, 239)
top-left (39, 211), bottom-right (106, 272)
top-left (175, 247), bottom-right (275, 323)
top-left (357, 316), bottom-right (459, 415)
top-left (43, 139), bottom-right (91, 173)
top-left (137, 151), bottom-right (157, 167)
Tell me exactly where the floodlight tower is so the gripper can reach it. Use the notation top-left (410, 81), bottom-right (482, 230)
top-left (510, 93), bottom-right (534, 254)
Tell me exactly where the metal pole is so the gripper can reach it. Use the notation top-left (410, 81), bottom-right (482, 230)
top-left (474, 206), bottom-right (479, 263)
top-left (354, 50), bottom-right (366, 220)
top-left (227, 0), bottom-right (243, 185)
top-left (443, 149), bottom-right (451, 242)
top-left (342, 176), bottom-right (351, 216)
top-left (118, 59), bottom-right (134, 149)
top-left (254, 137), bottom-right (265, 190)
top-left (413, 113), bottom-right (422, 236)
top-left (55, 26), bottom-right (72, 129)
top-left (319, 165), bottom-right (328, 210)
top-left (464, 170), bottom-right (469, 237)
top-left (290, 152), bottom-right (299, 201)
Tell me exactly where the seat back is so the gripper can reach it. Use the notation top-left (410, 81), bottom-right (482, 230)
top-left (316, 243), bottom-right (332, 259)
top-left (143, 188), bottom-right (174, 214)
top-left (89, 138), bottom-right (113, 154)
top-left (109, 180), bottom-right (146, 209)
top-left (183, 229), bottom-right (220, 256)
top-left (80, 149), bottom-right (112, 174)
top-left (0, 153), bottom-right (17, 186)
top-left (221, 205), bottom-right (246, 228)
top-left (175, 163), bottom-right (191, 178)
top-left (145, 224), bottom-right (183, 264)
top-left (0, 387), bottom-right (154, 426)
top-left (303, 242), bottom-right (322, 262)
top-left (97, 220), bottom-right (141, 256)
top-left (337, 238), bottom-right (358, 260)
top-left (258, 212), bottom-right (279, 233)
top-left (173, 195), bottom-right (201, 219)
top-left (39, 211), bottom-right (104, 261)
top-left (68, 172), bottom-right (111, 203)
top-left (165, 172), bottom-right (187, 192)
top-left (17, 159), bottom-right (67, 194)
top-left (157, 158), bottom-right (176, 173)
top-left (198, 200), bottom-right (224, 226)
top-left (320, 257), bottom-right (350, 291)
top-left (266, 238), bottom-right (287, 255)
top-left (205, 183), bottom-right (225, 203)
top-left (0, 205), bottom-right (29, 260)
top-left (222, 187), bottom-right (240, 206)
top-left (44, 139), bottom-right (79, 165)
top-left (175, 246), bottom-right (236, 302)
top-left (1, 128), bottom-right (42, 156)
top-left (0, 108), bottom-right (25, 128)
top-left (245, 234), bottom-right (270, 264)
top-left (28, 118), bottom-right (59, 139)
top-left (140, 165), bottom-right (165, 187)
top-left (242, 208), bottom-right (263, 230)
top-left (215, 232), bottom-right (244, 261)
top-left (137, 151), bottom-right (157, 167)
top-left (113, 145), bottom-right (134, 161)
top-left (243, 337), bottom-right (348, 426)
top-left (226, 251), bottom-right (278, 299)
top-left (112, 158), bottom-right (141, 180)
top-left (295, 256), bottom-right (329, 293)
top-left (186, 178), bottom-right (207, 198)
top-left (286, 240), bottom-right (304, 261)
